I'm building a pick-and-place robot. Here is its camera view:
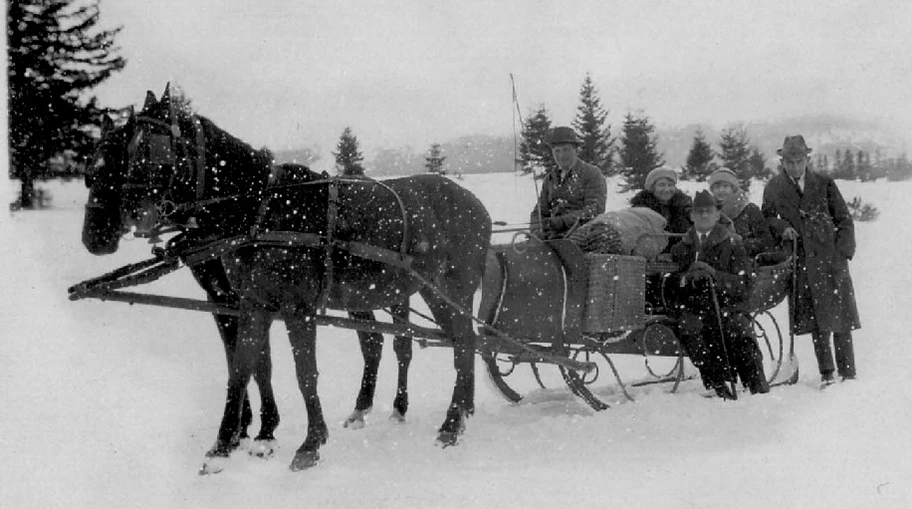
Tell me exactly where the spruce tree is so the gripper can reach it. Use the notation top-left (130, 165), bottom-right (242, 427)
top-left (747, 146), bottom-right (771, 186)
top-left (572, 73), bottom-right (614, 176)
top-left (682, 128), bottom-right (716, 181)
top-left (519, 105), bottom-right (555, 177)
top-left (618, 111), bottom-right (665, 192)
top-left (333, 127), bottom-right (365, 175)
top-left (425, 143), bottom-right (446, 175)
top-left (8, 0), bottom-right (126, 208)
top-left (717, 126), bottom-right (753, 188)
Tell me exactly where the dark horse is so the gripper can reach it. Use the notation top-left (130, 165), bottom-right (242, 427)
top-left (83, 109), bottom-right (412, 451)
top-left (81, 86), bottom-right (491, 472)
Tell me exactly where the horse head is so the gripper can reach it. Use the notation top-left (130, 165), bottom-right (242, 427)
top-left (82, 107), bottom-right (136, 254)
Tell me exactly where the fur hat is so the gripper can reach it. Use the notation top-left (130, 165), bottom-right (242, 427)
top-left (692, 189), bottom-right (720, 210)
top-left (546, 126), bottom-right (582, 147)
top-left (777, 135), bottom-right (813, 158)
top-left (707, 167), bottom-right (740, 189)
top-left (645, 166), bottom-right (678, 190)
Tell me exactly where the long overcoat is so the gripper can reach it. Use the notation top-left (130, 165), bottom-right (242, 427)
top-left (761, 169), bottom-right (861, 334)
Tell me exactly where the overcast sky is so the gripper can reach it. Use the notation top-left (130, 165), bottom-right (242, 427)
top-left (93, 0), bottom-right (912, 161)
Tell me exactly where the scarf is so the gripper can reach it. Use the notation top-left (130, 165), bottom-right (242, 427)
top-left (720, 190), bottom-right (750, 221)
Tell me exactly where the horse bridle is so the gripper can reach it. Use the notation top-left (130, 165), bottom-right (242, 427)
top-left (125, 111), bottom-right (208, 224)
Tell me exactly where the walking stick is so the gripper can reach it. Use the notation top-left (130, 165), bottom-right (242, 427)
top-left (774, 238), bottom-right (800, 386)
top-left (709, 279), bottom-right (738, 400)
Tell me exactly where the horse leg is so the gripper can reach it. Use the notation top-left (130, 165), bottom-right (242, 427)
top-left (249, 338), bottom-right (280, 457)
top-left (284, 305), bottom-right (328, 471)
top-left (211, 314), bottom-right (254, 440)
top-left (344, 310), bottom-right (383, 429)
top-left (420, 288), bottom-right (476, 447)
top-left (200, 304), bottom-right (272, 475)
top-left (390, 303), bottom-right (412, 422)
top-left (191, 262), bottom-right (279, 443)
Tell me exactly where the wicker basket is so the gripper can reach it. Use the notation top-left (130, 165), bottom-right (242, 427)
top-left (583, 254), bottom-right (646, 332)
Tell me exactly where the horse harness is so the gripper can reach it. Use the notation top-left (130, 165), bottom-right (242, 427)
top-left (125, 110), bottom-right (414, 313)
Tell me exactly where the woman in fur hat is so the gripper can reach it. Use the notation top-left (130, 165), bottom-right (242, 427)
top-left (629, 166), bottom-right (692, 252)
top-left (708, 167), bottom-right (774, 258)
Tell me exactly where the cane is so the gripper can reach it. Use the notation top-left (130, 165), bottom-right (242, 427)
top-left (781, 238), bottom-right (800, 385)
top-left (709, 279), bottom-right (738, 400)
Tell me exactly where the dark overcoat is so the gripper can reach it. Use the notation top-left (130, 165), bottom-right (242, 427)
top-left (726, 202), bottom-right (774, 258)
top-left (530, 158), bottom-right (607, 239)
top-left (668, 224), bottom-right (751, 312)
top-left (761, 169), bottom-right (861, 334)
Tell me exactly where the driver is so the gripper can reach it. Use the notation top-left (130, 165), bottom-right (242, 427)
top-left (529, 126), bottom-right (607, 240)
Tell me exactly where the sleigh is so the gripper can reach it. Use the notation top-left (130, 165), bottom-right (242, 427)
top-left (476, 234), bottom-right (798, 408)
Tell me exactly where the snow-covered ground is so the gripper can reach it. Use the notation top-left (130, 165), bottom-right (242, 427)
top-left (2, 174), bottom-right (911, 509)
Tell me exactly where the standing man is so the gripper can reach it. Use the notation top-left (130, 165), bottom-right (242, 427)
top-left (670, 190), bottom-right (769, 399)
top-left (762, 135), bottom-right (860, 389)
top-left (530, 126), bottom-right (607, 240)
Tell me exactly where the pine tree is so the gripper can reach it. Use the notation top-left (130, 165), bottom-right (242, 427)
top-left (618, 111), bottom-right (665, 192)
top-left (572, 73), bottom-right (614, 176)
top-left (519, 105), bottom-right (555, 177)
top-left (8, 0), bottom-right (126, 209)
top-left (717, 126), bottom-right (753, 188)
top-left (682, 128), bottom-right (716, 181)
top-left (747, 146), bottom-right (771, 185)
top-left (425, 143), bottom-right (446, 175)
top-left (333, 127), bottom-right (365, 175)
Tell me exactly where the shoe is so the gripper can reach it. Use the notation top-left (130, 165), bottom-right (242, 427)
top-left (712, 383), bottom-right (737, 400)
top-left (840, 375), bottom-right (857, 382)
top-left (820, 372), bottom-right (836, 390)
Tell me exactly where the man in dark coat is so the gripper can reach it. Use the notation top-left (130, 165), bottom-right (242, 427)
top-left (530, 126), bottom-right (607, 240)
top-left (669, 190), bottom-right (769, 399)
top-left (761, 135), bottom-right (861, 388)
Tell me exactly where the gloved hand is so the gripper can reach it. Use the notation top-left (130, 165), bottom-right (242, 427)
top-left (688, 260), bottom-right (717, 282)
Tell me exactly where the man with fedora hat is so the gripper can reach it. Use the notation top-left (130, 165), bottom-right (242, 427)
top-left (529, 126), bottom-right (607, 240)
top-left (762, 135), bottom-right (860, 389)
top-left (668, 190), bottom-right (769, 399)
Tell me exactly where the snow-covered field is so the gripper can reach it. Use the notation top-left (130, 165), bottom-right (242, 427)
top-left (2, 174), bottom-right (911, 509)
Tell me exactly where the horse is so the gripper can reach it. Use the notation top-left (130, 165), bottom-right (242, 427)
top-left (82, 104), bottom-right (414, 458)
top-left (83, 85), bottom-right (491, 473)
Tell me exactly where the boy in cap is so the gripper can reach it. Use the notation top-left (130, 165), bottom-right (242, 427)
top-left (529, 126), bottom-right (607, 240)
top-left (761, 135), bottom-right (860, 389)
top-left (669, 190), bottom-right (769, 398)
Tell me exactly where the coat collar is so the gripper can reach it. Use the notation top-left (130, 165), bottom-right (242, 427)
top-left (682, 223), bottom-right (732, 248)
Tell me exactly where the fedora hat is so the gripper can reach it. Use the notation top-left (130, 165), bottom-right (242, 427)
top-left (546, 126), bottom-right (582, 147)
top-left (776, 135), bottom-right (813, 158)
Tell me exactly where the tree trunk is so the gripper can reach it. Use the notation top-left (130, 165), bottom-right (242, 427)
top-left (19, 174), bottom-right (35, 209)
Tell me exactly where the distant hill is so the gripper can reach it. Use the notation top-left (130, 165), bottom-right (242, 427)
top-left (657, 114), bottom-right (909, 168)
top-left (273, 114), bottom-right (909, 177)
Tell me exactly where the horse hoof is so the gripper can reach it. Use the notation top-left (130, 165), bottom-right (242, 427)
top-left (343, 408), bottom-right (370, 429)
top-left (435, 432), bottom-right (459, 448)
top-left (388, 410), bottom-right (406, 424)
top-left (249, 439), bottom-right (276, 459)
top-left (199, 455), bottom-right (229, 475)
top-left (289, 450), bottom-right (320, 471)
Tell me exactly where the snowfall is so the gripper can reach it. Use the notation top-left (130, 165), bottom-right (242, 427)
top-left (2, 171), bottom-right (911, 509)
